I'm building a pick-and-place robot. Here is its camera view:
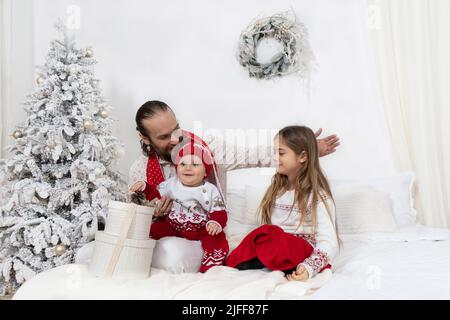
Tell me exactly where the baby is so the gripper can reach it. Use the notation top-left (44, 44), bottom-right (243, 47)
top-left (130, 142), bottom-right (229, 273)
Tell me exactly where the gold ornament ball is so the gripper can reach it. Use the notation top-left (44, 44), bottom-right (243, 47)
top-left (36, 76), bottom-right (44, 85)
top-left (83, 119), bottom-right (94, 130)
top-left (85, 48), bottom-right (94, 58)
top-left (55, 244), bottom-right (66, 256)
top-left (12, 129), bottom-right (23, 139)
top-left (99, 110), bottom-right (109, 118)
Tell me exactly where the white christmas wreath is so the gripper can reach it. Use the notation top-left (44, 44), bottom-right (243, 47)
top-left (237, 12), bottom-right (316, 81)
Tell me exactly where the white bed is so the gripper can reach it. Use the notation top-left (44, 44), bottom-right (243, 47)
top-left (312, 227), bottom-right (450, 299)
top-left (12, 222), bottom-right (450, 300)
top-left (12, 169), bottom-right (450, 300)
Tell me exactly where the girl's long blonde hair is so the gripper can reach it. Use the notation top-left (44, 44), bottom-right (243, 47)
top-left (258, 126), bottom-right (339, 242)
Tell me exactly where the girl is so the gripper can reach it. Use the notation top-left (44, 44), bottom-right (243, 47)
top-left (225, 126), bottom-right (339, 281)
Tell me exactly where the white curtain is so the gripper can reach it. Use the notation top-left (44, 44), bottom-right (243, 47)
top-left (369, 0), bottom-right (450, 228)
top-left (0, 0), bottom-right (5, 159)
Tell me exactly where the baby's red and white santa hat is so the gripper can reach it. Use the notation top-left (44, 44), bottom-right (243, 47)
top-left (174, 141), bottom-right (214, 178)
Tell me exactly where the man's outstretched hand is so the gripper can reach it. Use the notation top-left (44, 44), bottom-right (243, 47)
top-left (315, 128), bottom-right (340, 157)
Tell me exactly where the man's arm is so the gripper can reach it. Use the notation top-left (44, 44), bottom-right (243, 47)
top-left (204, 129), bottom-right (340, 172)
top-left (315, 128), bottom-right (340, 157)
top-left (204, 134), bottom-right (273, 172)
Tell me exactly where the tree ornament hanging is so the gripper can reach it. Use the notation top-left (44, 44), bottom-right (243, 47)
top-left (36, 75), bottom-right (45, 85)
top-left (85, 48), bottom-right (94, 58)
top-left (55, 244), bottom-right (66, 256)
top-left (83, 119), bottom-right (94, 130)
top-left (12, 129), bottom-right (23, 139)
top-left (99, 110), bottom-right (109, 118)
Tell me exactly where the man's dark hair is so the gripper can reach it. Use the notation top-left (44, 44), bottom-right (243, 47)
top-left (135, 100), bottom-right (172, 156)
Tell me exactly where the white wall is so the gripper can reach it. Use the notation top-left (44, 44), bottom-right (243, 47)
top-left (0, 0), bottom-right (35, 159)
top-left (5, 0), bottom-right (395, 181)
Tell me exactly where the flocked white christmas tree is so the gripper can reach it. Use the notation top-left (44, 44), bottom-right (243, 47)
top-left (0, 22), bottom-right (126, 295)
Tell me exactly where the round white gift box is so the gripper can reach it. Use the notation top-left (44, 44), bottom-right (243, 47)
top-left (104, 200), bottom-right (154, 239)
top-left (88, 231), bottom-right (156, 279)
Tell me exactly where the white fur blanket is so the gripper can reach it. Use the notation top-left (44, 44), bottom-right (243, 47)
top-left (13, 263), bottom-right (332, 300)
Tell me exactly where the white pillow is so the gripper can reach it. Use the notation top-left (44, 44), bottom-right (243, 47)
top-left (226, 188), bottom-right (246, 224)
top-left (244, 184), bottom-right (399, 235)
top-left (225, 186), bottom-right (263, 227)
top-left (329, 172), bottom-right (416, 228)
top-left (334, 186), bottom-right (398, 234)
top-left (226, 168), bottom-right (275, 190)
top-left (244, 184), bottom-right (269, 226)
top-left (226, 168), bottom-right (274, 225)
top-left (225, 218), bottom-right (257, 252)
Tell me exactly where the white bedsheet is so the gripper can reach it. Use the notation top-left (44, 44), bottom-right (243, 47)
top-left (307, 225), bottom-right (450, 300)
top-left (311, 239), bottom-right (450, 299)
top-left (13, 225), bottom-right (450, 300)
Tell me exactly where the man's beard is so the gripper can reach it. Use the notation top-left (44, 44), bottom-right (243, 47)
top-left (152, 136), bottom-right (184, 163)
top-left (154, 146), bottom-right (174, 163)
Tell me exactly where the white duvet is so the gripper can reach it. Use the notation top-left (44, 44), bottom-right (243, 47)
top-left (13, 224), bottom-right (450, 300)
top-left (13, 217), bottom-right (333, 300)
top-left (13, 263), bottom-right (332, 300)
